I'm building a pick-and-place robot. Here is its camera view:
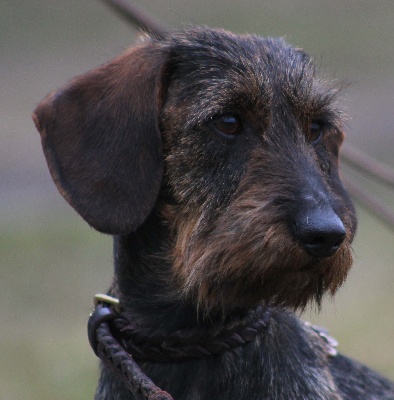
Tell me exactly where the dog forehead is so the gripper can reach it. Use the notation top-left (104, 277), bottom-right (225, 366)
top-left (163, 28), bottom-right (325, 119)
top-left (167, 28), bottom-right (313, 87)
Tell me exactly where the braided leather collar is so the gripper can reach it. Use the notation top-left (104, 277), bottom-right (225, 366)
top-left (89, 294), bottom-right (271, 362)
top-left (116, 304), bottom-right (270, 362)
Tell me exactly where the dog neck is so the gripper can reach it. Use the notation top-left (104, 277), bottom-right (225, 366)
top-left (111, 209), bottom-right (199, 331)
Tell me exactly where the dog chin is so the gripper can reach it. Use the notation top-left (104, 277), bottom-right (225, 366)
top-left (178, 237), bottom-right (353, 314)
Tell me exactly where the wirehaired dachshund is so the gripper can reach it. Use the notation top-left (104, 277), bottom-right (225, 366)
top-left (33, 27), bottom-right (394, 399)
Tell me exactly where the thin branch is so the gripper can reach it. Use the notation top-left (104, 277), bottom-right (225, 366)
top-left (343, 177), bottom-right (394, 231)
top-left (341, 145), bottom-right (394, 189)
top-left (99, 0), bottom-right (169, 38)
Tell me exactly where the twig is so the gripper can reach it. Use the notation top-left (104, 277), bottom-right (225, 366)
top-left (341, 145), bottom-right (394, 189)
top-left (100, 0), bottom-right (169, 38)
top-left (343, 177), bottom-right (394, 231)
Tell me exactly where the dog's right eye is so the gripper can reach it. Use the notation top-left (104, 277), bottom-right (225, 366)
top-left (308, 121), bottom-right (323, 144)
top-left (211, 114), bottom-right (241, 138)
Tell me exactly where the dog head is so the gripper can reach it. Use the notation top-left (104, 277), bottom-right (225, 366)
top-left (33, 28), bottom-right (356, 313)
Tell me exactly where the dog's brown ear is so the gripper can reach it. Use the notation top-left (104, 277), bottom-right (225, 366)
top-left (33, 42), bottom-right (167, 234)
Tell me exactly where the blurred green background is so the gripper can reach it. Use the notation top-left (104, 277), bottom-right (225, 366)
top-left (1, 0), bottom-right (393, 398)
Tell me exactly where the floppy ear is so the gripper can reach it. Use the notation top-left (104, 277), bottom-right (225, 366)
top-left (33, 41), bottom-right (167, 234)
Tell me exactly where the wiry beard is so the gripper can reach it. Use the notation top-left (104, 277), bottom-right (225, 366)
top-left (165, 189), bottom-right (353, 315)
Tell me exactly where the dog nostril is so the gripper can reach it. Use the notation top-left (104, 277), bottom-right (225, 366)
top-left (309, 235), bottom-right (326, 247)
top-left (294, 209), bottom-right (346, 259)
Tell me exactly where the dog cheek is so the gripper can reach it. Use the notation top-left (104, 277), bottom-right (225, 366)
top-left (170, 198), bottom-right (289, 310)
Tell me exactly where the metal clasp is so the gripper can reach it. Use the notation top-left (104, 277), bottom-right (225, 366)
top-left (93, 293), bottom-right (122, 313)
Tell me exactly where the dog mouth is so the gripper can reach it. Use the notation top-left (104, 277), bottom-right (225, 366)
top-left (196, 236), bottom-right (351, 312)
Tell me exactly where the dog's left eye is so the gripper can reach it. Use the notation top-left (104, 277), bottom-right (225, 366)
top-left (211, 114), bottom-right (241, 138)
top-left (308, 121), bottom-right (323, 144)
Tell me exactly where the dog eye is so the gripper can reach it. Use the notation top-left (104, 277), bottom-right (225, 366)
top-left (308, 121), bottom-right (323, 144)
top-left (211, 114), bottom-right (241, 138)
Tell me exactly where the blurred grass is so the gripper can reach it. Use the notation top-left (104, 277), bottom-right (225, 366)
top-left (1, 0), bottom-right (394, 398)
top-left (1, 210), bottom-right (112, 399)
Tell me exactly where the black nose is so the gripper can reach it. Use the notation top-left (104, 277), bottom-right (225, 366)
top-left (294, 208), bottom-right (346, 258)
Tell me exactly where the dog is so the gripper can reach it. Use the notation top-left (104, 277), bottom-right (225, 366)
top-left (33, 27), bottom-right (394, 399)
